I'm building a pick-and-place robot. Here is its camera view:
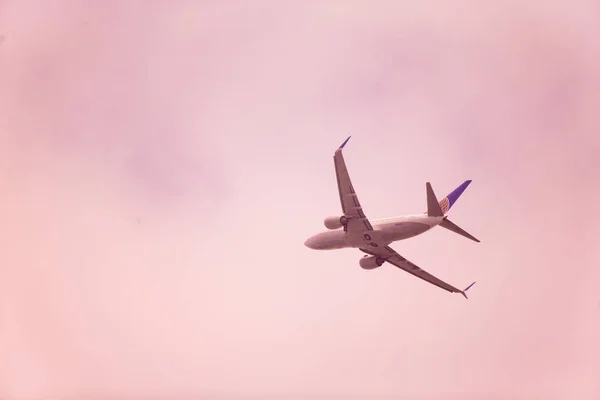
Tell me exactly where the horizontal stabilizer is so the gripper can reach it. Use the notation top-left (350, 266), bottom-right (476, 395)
top-left (439, 218), bottom-right (480, 243)
top-left (426, 182), bottom-right (444, 217)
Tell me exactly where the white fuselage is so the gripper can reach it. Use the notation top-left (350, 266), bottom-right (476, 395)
top-left (304, 214), bottom-right (444, 250)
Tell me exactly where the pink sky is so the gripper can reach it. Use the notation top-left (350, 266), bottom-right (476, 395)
top-left (1, 1), bottom-right (599, 399)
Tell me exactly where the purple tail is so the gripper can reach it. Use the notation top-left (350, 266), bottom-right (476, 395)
top-left (438, 180), bottom-right (472, 215)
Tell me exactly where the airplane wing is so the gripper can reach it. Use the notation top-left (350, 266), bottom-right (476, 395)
top-left (334, 136), bottom-right (373, 234)
top-left (360, 245), bottom-right (476, 299)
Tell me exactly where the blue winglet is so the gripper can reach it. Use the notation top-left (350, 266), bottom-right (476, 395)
top-left (339, 136), bottom-right (351, 149)
top-left (461, 281), bottom-right (476, 299)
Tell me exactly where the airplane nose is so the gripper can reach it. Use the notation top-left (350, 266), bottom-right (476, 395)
top-left (304, 237), bottom-right (317, 249)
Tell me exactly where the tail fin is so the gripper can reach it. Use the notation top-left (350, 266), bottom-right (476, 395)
top-left (438, 180), bottom-right (472, 214)
top-left (439, 218), bottom-right (480, 243)
top-left (427, 180), bottom-right (480, 243)
top-left (426, 180), bottom-right (472, 217)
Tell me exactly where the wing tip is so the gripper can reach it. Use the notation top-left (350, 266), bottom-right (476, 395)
top-left (339, 136), bottom-right (351, 150)
top-left (461, 281), bottom-right (476, 299)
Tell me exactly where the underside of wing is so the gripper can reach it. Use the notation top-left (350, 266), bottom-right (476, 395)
top-left (333, 137), bottom-right (373, 234)
top-left (360, 245), bottom-right (475, 298)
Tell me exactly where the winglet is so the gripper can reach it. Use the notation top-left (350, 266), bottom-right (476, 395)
top-left (460, 281), bottom-right (476, 299)
top-left (339, 136), bottom-right (351, 150)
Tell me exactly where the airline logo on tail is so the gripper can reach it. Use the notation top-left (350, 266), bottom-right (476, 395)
top-left (438, 180), bottom-right (472, 215)
top-left (439, 197), bottom-right (450, 214)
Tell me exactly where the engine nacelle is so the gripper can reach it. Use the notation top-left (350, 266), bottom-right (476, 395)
top-left (323, 215), bottom-right (348, 230)
top-left (359, 255), bottom-right (385, 270)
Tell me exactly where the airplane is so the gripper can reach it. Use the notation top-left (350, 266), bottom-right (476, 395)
top-left (304, 136), bottom-right (479, 299)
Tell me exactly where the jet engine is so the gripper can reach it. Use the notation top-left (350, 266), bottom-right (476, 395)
top-left (359, 255), bottom-right (385, 270)
top-left (323, 215), bottom-right (348, 230)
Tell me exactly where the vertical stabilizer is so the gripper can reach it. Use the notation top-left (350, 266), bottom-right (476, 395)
top-left (438, 180), bottom-right (472, 214)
